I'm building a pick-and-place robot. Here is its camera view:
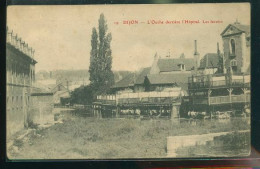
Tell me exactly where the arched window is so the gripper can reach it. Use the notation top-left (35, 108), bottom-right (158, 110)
top-left (230, 39), bottom-right (236, 55)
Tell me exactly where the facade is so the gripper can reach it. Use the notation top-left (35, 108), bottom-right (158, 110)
top-left (6, 27), bottom-right (37, 137)
top-left (221, 21), bottom-right (250, 74)
top-left (197, 43), bottom-right (222, 75)
top-left (51, 83), bottom-right (70, 105)
top-left (188, 22), bottom-right (251, 115)
top-left (112, 52), bottom-right (196, 94)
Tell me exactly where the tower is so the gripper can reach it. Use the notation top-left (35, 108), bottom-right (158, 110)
top-left (220, 21), bottom-right (250, 73)
top-left (150, 52), bottom-right (160, 74)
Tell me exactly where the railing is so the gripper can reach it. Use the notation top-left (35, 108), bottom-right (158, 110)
top-left (96, 90), bottom-right (182, 105)
top-left (193, 98), bottom-right (208, 105)
top-left (188, 74), bottom-right (250, 89)
top-left (209, 94), bottom-right (250, 105)
top-left (210, 96), bottom-right (230, 105)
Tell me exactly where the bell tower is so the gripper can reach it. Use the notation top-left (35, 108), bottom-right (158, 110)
top-left (221, 21), bottom-right (250, 73)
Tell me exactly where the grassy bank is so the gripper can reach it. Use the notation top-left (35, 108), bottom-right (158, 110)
top-left (8, 111), bottom-right (250, 159)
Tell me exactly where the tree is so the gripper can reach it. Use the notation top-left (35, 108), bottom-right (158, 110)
top-left (217, 43), bottom-right (224, 74)
top-left (70, 85), bottom-right (94, 105)
top-left (89, 13), bottom-right (114, 95)
top-left (89, 28), bottom-right (98, 84)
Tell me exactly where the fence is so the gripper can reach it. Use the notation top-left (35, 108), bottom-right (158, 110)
top-left (209, 94), bottom-right (250, 105)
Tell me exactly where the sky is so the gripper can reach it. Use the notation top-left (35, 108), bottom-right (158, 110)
top-left (7, 3), bottom-right (250, 72)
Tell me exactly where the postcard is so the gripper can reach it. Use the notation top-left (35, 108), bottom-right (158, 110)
top-left (6, 3), bottom-right (251, 159)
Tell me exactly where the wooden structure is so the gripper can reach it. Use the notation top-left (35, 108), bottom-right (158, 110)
top-left (94, 91), bottom-right (182, 119)
top-left (188, 73), bottom-right (250, 113)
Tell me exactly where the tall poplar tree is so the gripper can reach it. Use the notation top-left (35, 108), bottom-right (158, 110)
top-left (89, 13), bottom-right (114, 94)
top-left (89, 27), bottom-right (98, 84)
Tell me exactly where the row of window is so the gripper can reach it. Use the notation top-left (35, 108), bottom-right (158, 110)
top-left (6, 96), bottom-right (29, 107)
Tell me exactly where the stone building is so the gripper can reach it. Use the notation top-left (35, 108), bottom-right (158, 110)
top-left (188, 21), bottom-right (250, 114)
top-left (221, 21), bottom-right (250, 74)
top-left (6, 27), bottom-right (37, 137)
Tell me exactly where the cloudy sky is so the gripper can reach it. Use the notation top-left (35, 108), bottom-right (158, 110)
top-left (7, 3), bottom-right (250, 72)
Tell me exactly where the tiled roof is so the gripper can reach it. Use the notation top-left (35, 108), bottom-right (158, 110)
top-left (231, 24), bottom-right (250, 34)
top-left (221, 24), bottom-right (250, 36)
top-left (112, 73), bottom-right (135, 88)
top-left (199, 53), bottom-right (222, 69)
top-left (135, 67), bottom-right (151, 85)
top-left (157, 58), bottom-right (195, 72)
top-left (112, 67), bottom-right (151, 88)
top-left (146, 73), bottom-right (191, 90)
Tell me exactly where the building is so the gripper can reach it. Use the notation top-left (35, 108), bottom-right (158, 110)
top-left (221, 21), bottom-right (250, 74)
top-left (96, 51), bottom-right (197, 119)
top-left (112, 52), bottom-right (196, 94)
top-left (51, 83), bottom-right (70, 105)
top-left (6, 27), bottom-right (37, 137)
top-left (187, 21), bottom-right (250, 115)
top-left (197, 43), bottom-right (223, 75)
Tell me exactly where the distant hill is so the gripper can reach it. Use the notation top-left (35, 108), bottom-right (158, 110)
top-left (36, 69), bottom-right (133, 86)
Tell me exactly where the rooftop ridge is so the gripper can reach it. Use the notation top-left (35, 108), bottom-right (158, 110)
top-left (6, 26), bottom-right (35, 59)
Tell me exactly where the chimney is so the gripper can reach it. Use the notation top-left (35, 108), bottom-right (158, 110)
top-left (194, 40), bottom-right (200, 71)
top-left (217, 42), bottom-right (220, 54)
top-left (194, 40), bottom-right (199, 55)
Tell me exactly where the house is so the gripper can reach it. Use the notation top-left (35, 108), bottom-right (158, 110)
top-left (150, 53), bottom-right (196, 74)
top-left (51, 83), bottom-right (68, 93)
top-left (221, 21), bottom-right (250, 73)
top-left (188, 21), bottom-right (251, 114)
top-left (112, 51), bottom-right (197, 94)
top-left (133, 67), bottom-right (151, 92)
top-left (53, 90), bottom-right (70, 105)
top-left (50, 83), bottom-right (70, 105)
top-left (198, 51), bottom-right (223, 75)
top-left (6, 27), bottom-right (37, 137)
top-left (111, 73), bottom-right (136, 93)
top-left (144, 73), bottom-right (190, 93)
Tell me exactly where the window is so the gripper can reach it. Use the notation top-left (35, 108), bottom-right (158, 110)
top-left (179, 64), bottom-right (185, 71)
top-left (230, 39), bottom-right (236, 55)
top-left (230, 60), bottom-right (237, 67)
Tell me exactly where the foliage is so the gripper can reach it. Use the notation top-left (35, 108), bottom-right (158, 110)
top-left (69, 85), bottom-right (94, 105)
top-left (217, 45), bottom-right (224, 74)
top-left (89, 13), bottom-right (115, 95)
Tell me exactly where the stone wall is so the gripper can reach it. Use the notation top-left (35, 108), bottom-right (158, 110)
top-left (29, 95), bottom-right (54, 126)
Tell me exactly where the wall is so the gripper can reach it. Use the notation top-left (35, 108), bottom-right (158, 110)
top-left (222, 33), bottom-right (247, 73)
top-left (6, 85), bottom-right (30, 138)
top-left (6, 41), bottom-right (36, 138)
top-left (30, 95), bottom-right (54, 126)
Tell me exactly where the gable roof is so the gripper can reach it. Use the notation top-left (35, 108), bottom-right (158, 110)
top-left (135, 67), bottom-right (151, 85)
top-left (221, 24), bottom-right (250, 36)
top-left (157, 58), bottom-right (195, 72)
top-left (112, 73), bottom-right (135, 88)
top-left (199, 53), bottom-right (222, 69)
top-left (146, 73), bottom-right (191, 90)
top-left (112, 67), bottom-right (151, 88)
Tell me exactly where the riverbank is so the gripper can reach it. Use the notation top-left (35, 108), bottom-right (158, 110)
top-left (7, 109), bottom-right (250, 159)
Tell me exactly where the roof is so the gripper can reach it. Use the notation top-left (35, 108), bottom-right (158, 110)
top-left (135, 67), bottom-right (151, 85)
top-left (199, 53), bottom-right (222, 69)
top-left (31, 87), bottom-right (53, 96)
top-left (157, 58), bottom-right (195, 72)
top-left (146, 73), bottom-right (191, 90)
top-left (221, 23), bottom-right (250, 36)
top-left (112, 73), bottom-right (135, 88)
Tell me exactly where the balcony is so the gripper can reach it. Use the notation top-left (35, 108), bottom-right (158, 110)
top-left (96, 90), bottom-right (182, 106)
top-left (188, 74), bottom-right (250, 89)
top-left (209, 94), bottom-right (250, 105)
